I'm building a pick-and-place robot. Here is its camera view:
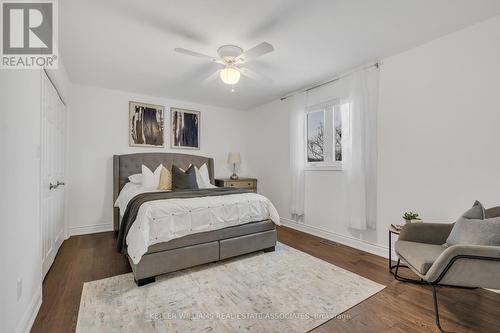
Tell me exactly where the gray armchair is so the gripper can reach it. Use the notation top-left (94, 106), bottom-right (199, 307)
top-left (394, 222), bottom-right (500, 333)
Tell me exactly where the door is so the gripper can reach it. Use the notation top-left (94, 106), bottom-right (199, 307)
top-left (41, 72), bottom-right (67, 277)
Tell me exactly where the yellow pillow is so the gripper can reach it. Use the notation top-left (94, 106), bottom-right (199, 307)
top-left (159, 166), bottom-right (172, 191)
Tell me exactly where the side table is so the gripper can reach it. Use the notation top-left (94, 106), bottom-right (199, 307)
top-left (388, 225), bottom-right (401, 272)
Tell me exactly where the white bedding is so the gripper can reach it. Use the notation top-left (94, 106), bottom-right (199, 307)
top-left (114, 183), bottom-right (280, 264)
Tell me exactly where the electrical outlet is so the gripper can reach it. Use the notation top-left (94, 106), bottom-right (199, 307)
top-left (17, 278), bottom-right (22, 301)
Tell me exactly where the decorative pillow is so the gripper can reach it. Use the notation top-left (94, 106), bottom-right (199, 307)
top-left (128, 173), bottom-right (142, 184)
top-left (462, 200), bottom-right (486, 219)
top-left (198, 163), bottom-right (215, 188)
top-left (180, 163), bottom-right (214, 189)
top-left (445, 201), bottom-right (499, 246)
top-left (192, 165), bottom-right (205, 188)
top-left (446, 216), bottom-right (500, 246)
top-left (159, 166), bottom-right (172, 191)
top-left (171, 164), bottom-right (198, 190)
top-left (141, 164), bottom-right (162, 189)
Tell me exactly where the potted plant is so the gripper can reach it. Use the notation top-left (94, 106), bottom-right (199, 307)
top-left (402, 211), bottom-right (422, 224)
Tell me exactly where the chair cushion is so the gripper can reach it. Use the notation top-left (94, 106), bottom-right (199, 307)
top-left (395, 240), bottom-right (446, 275)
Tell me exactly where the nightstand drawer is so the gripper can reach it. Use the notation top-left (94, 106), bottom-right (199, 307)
top-left (227, 180), bottom-right (255, 189)
top-left (215, 178), bottom-right (257, 192)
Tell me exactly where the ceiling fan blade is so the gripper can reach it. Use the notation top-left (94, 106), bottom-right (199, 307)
top-left (174, 48), bottom-right (219, 62)
top-left (240, 67), bottom-right (272, 84)
top-left (201, 69), bottom-right (221, 85)
top-left (237, 42), bottom-right (274, 62)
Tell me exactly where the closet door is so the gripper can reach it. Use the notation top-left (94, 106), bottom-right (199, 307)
top-left (41, 72), bottom-right (67, 278)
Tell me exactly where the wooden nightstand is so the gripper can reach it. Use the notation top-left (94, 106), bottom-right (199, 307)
top-left (215, 178), bottom-right (257, 192)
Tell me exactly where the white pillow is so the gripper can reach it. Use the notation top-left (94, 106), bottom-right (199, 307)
top-left (182, 163), bottom-right (216, 189)
top-left (128, 173), bottom-right (142, 184)
top-left (198, 163), bottom-right (216, 188)
top-left (141, 164), bottom-right (162, 189)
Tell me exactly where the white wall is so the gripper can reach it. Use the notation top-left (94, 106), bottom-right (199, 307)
top-left (377, 15), bottom-right (500, 230)
top-left (67, 84), bottom-right (250, 235)
top-left (0, 70), bottom-right (43, 333)
top-left (246, 15), bottom-right (500, 257)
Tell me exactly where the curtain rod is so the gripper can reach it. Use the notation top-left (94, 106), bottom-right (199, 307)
top-left (43, 69), bottom-right (67, 107)
top-left (280, 61), bottom-right (381, 101)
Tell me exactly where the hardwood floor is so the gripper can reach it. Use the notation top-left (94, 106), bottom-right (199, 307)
top-left (31, 226), bottom-right (500, 332)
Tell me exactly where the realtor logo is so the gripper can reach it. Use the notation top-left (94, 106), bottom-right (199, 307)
top-left (1, 0), bottom-right (58, 69)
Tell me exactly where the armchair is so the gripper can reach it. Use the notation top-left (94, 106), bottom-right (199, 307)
top-left (394, 222), bottom-right (500, 333)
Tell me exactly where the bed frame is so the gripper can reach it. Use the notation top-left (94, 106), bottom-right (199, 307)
top-left (113, 153), bottom-right (276, 286)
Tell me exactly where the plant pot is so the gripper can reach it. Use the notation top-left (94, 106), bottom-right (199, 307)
top-left (404, 219), bottom-right (422, 224)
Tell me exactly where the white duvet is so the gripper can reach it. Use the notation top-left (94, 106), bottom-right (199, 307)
top-left (114, 183), bottom-right (280, 264)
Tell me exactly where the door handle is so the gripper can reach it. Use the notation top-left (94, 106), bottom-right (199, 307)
top-left (57, 181), bottom-right (65, 186)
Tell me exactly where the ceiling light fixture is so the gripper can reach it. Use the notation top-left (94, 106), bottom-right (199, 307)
top-left (220, 67), bottom-right (240, 85)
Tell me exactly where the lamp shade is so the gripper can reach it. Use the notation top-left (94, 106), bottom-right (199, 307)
top-left (227, 152), bottom-right (241, 165)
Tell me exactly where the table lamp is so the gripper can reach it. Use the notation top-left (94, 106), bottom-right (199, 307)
top-left (227, 152), bottom-right (241, 180)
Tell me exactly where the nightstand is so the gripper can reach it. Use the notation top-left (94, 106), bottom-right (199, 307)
top-left (215, 178), bottom-right (257, 192)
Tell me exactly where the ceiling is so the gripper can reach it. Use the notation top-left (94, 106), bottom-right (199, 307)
top-left (60, 0), bottom-right (500, 110)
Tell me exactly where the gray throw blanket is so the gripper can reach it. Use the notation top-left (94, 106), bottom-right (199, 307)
top-left (117, 188), bottom-right (251, 253)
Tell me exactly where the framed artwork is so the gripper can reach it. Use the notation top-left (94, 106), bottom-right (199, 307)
top-left (129, 101), bottom-right (165, 147)
top-left (171, 107), bottom-right (200, 149)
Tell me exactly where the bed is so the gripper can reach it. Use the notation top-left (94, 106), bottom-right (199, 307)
top-left (113, 153), bottom-right (278, 286)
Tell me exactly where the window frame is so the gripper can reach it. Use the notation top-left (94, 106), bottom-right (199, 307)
top-left (304, 100), bottom-right (346, 171)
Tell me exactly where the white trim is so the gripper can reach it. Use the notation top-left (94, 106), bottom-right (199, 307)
top-left (69, 223), bottom-right (113, 236)
top-left (16, 285), bottom-right (42, 333)
top-left (280, 217), bottom-right (393, 259)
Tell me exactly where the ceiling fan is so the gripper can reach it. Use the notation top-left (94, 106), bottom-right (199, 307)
top-left (174, 42), bottom-right (274, 85)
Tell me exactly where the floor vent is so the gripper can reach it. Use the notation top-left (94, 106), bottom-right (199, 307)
top-left (320, 239), bottom-right (340, 247)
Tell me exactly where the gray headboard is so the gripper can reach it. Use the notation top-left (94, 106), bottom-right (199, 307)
top-left (113, 153), bottom-right (214, 231)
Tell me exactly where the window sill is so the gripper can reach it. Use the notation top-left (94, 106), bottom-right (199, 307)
top-left (304, 165), bottom-right (343, 171)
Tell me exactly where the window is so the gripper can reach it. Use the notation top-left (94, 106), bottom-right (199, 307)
top-left (305, 101), bottom-right (349, 170)
top-left (306, 110), bottom-right (325, 162)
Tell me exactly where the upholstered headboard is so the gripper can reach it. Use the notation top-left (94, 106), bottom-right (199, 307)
top-left (113, 153), bottom-right (214, 231)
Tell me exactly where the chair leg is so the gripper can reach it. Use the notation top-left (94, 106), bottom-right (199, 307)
top-left (393, 259), bottom-right (427, 285)
top-left (430, 284), bottom-right (454, 333)
top-left (394, 259), bottom-right (401, 279)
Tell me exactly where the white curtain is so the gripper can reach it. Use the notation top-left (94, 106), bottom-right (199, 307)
top-left (341, 67), bottom-right (379, 230)
top-left (288, 92), bottom-right (308, 221)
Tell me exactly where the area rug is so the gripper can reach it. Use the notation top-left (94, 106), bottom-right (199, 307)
top-left (76, 243), bottom-right (385, 333)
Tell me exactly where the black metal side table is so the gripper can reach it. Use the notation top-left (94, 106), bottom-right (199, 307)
top-left (388, 225), bottom-right (401, 272)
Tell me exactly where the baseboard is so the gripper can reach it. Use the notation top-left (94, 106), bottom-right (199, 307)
top-left (280, 218), bottom-right (393, 259)
top-left (69, 223), bottom-right (113, 236)
top-left (16, 284), bottom-right (42, 333)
